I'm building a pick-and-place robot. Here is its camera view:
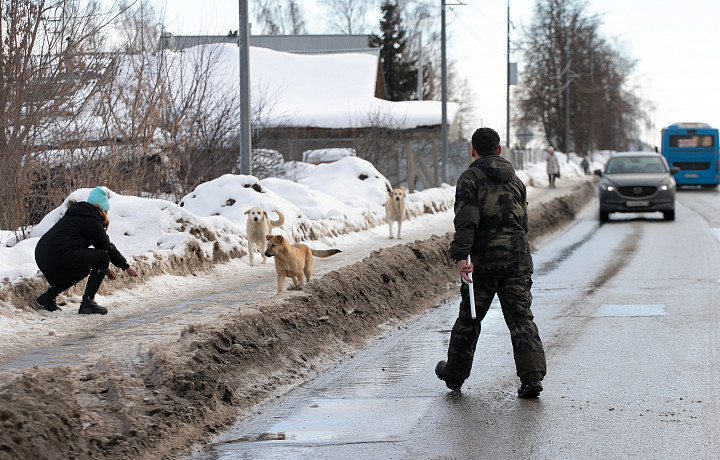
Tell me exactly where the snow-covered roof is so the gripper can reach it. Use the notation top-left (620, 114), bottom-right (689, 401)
top-left (161, 33), bottom-right (379, 57)
top-left (246, 45), bottom-right (459, 130)
top-left (250, 34), bottom-right (379, 57)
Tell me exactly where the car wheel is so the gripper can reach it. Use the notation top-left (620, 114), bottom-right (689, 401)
top-left (599, 210), bottom-right (609, 222)
top-left (663, 210), bottom-right (675, 221)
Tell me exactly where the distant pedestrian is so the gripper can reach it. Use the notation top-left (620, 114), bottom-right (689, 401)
top-left (435, 127), bottom-right (546, 398)
top-left (581, 156), bottom-right (590, 175)
top-left (546, 146), bottom-right (560, 188)
top-left (35, 187), bottom-right (139, 315)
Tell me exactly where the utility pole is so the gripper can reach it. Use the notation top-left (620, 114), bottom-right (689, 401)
top-left (441, 0), bottom-right (449, 183)
top-left (506, 1), bottom-right (510, 150)
top-left (238, 0), bottom-right (252, 175)
top-left (440, 0), bottom-right (465, 183)
top-left (417, 31), bottom-right (423, 101)
top-left (564, 33), bottom-right (570, 153)
top-left (590, 52), bottom-right (595, 154)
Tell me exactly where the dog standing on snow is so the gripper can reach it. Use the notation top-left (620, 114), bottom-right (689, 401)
top-left (264, 234), bottom-right (341, 292)
top-left (244, 207), bottom-right (285, 266)
top-left (385, 186), bottom-right (406, 239)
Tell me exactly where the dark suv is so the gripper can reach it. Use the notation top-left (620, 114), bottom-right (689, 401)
top-left (594, 152), bottom-right (680, 222)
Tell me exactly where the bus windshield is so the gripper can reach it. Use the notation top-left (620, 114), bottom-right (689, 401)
top-left (668, 135), bottom-right (715, 148)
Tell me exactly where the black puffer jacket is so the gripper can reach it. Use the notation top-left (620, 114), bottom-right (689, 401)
top-left (449, 155), bottom-right (533, 277)
top-left (35, 202), bottom-right (129, 290)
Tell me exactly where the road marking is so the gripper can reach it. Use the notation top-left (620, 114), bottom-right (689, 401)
top-left (593, 304), bottom-right (666, 317)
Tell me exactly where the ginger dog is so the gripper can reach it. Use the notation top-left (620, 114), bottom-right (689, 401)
top-left (244, 207), bottom-right (284, 266)
top-left (385, 186), bottom-right (406, 239)
top-left (264, 234), bottom-right (341, 292)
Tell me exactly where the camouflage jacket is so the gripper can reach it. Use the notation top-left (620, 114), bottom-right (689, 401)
top-left (449, 155), bottom-right (533, 277)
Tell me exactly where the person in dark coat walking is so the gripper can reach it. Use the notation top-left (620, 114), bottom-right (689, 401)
top-left (435, 127), bottom-right (546, 398)
top-left (35, 187), bottom-right (139, 315)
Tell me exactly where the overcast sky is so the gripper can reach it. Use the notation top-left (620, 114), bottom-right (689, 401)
top-left (148, 0), bottom-right (720, 150)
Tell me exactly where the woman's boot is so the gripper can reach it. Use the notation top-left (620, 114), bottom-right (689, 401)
top-left (37, 287), bottom-right (61, 312)
top-left (78, 266), bottom-right (108, 315)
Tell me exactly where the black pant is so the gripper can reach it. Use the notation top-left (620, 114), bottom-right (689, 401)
top-left (444, 274), bottom-right (547, 384)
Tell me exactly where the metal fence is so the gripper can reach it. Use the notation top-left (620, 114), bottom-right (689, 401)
top-left (507, 148), bottom-right (547, 170)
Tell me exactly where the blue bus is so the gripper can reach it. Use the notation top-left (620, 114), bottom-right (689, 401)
top-left (660, 122), bottom-right (720, 186)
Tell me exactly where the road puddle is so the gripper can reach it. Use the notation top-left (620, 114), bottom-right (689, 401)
top-left (212, 397), bottom-right (431, 449)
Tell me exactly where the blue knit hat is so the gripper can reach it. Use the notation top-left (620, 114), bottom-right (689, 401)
top-left (87, 186), bottom-right (110, 211)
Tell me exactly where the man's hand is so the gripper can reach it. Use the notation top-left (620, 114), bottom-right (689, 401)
top-left (106, 270), bottom-right (117, 280)
top-left (457, 259), bottom-right (473, 284)
top-left (126, 266), bottom-right (139, 277)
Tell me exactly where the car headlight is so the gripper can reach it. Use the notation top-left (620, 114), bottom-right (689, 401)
top-left (660, 182), bottom-right (675, 191)
top-left (604, 185), bottom-right (615, 191)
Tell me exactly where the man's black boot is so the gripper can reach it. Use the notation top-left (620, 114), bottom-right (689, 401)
top-left (37, 288), bottom-right (61, 312)
top-left (435, 360), bottom-right (464, 391)
top-left (78, 297), bottom-right (108, 315)
top-left (518, 380), bottom-right (543, 398)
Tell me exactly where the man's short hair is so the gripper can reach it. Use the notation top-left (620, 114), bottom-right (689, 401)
top-left (471, 127), bottom-right (501, 156)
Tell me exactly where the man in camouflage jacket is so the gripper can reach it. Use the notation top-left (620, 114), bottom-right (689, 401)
top-left (435, 127), bottom-right (546, 398)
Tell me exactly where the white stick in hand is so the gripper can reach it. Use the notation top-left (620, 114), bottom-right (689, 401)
top-left (464, 255), bottom-right (476, 319)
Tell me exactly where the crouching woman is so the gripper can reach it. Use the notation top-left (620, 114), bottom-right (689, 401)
top-left (35, 186), bottom-right (139, 315)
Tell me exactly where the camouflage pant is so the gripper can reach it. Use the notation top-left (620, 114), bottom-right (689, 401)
top-left (444, 274), bottom-right (546, 384)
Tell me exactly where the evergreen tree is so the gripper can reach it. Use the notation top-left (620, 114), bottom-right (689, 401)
top-left (370, 1), bottom-right (417, 101)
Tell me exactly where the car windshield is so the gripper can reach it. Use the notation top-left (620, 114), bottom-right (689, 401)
top-left (605, 156), bottom-right (667, 174)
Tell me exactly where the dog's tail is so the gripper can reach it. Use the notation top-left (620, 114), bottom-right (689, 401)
top-left (311, 248), bottom-right (341, 258)
top-left (270, 209), bottom-right (285, 228)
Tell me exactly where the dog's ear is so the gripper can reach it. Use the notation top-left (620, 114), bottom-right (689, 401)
top-left (266, 234), bottom-right (272, 241)
top-left (399, 186), bottom-right (406, 194)
top-left (244, 209), bottom-right (251, 215)
top-left (263, 210), bottom-right (268, 217)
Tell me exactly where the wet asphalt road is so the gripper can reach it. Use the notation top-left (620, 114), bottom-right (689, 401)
top-left (188, 189), bottom-right (720, 459)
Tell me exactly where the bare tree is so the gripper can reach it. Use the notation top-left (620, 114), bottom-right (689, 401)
top-left (0, 0), bottom-right (123, 233)
top-left (448, 69), bottom-right (477, 139)
top-left (108, 44), bottom-right (241, 197)
top-left (397, 1), bottom-right (438, 100)
top-left (254, 0), bottom-right (307, 35)
top-left (515, 0), bottom-right (637, 153)
top-left (319, 0), bottom-right (374, 34)
top-left (95, 49), bottom-right (170, 195)
top-left (116, 0), bottom-right (160, 53)
top-left (352, 105), bottom-right (408, 185)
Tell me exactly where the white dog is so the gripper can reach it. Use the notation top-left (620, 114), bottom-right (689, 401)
top-left (244, 207), bottom-right (285, 266)
top-left (385, 186), bottom-right (406, 239)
